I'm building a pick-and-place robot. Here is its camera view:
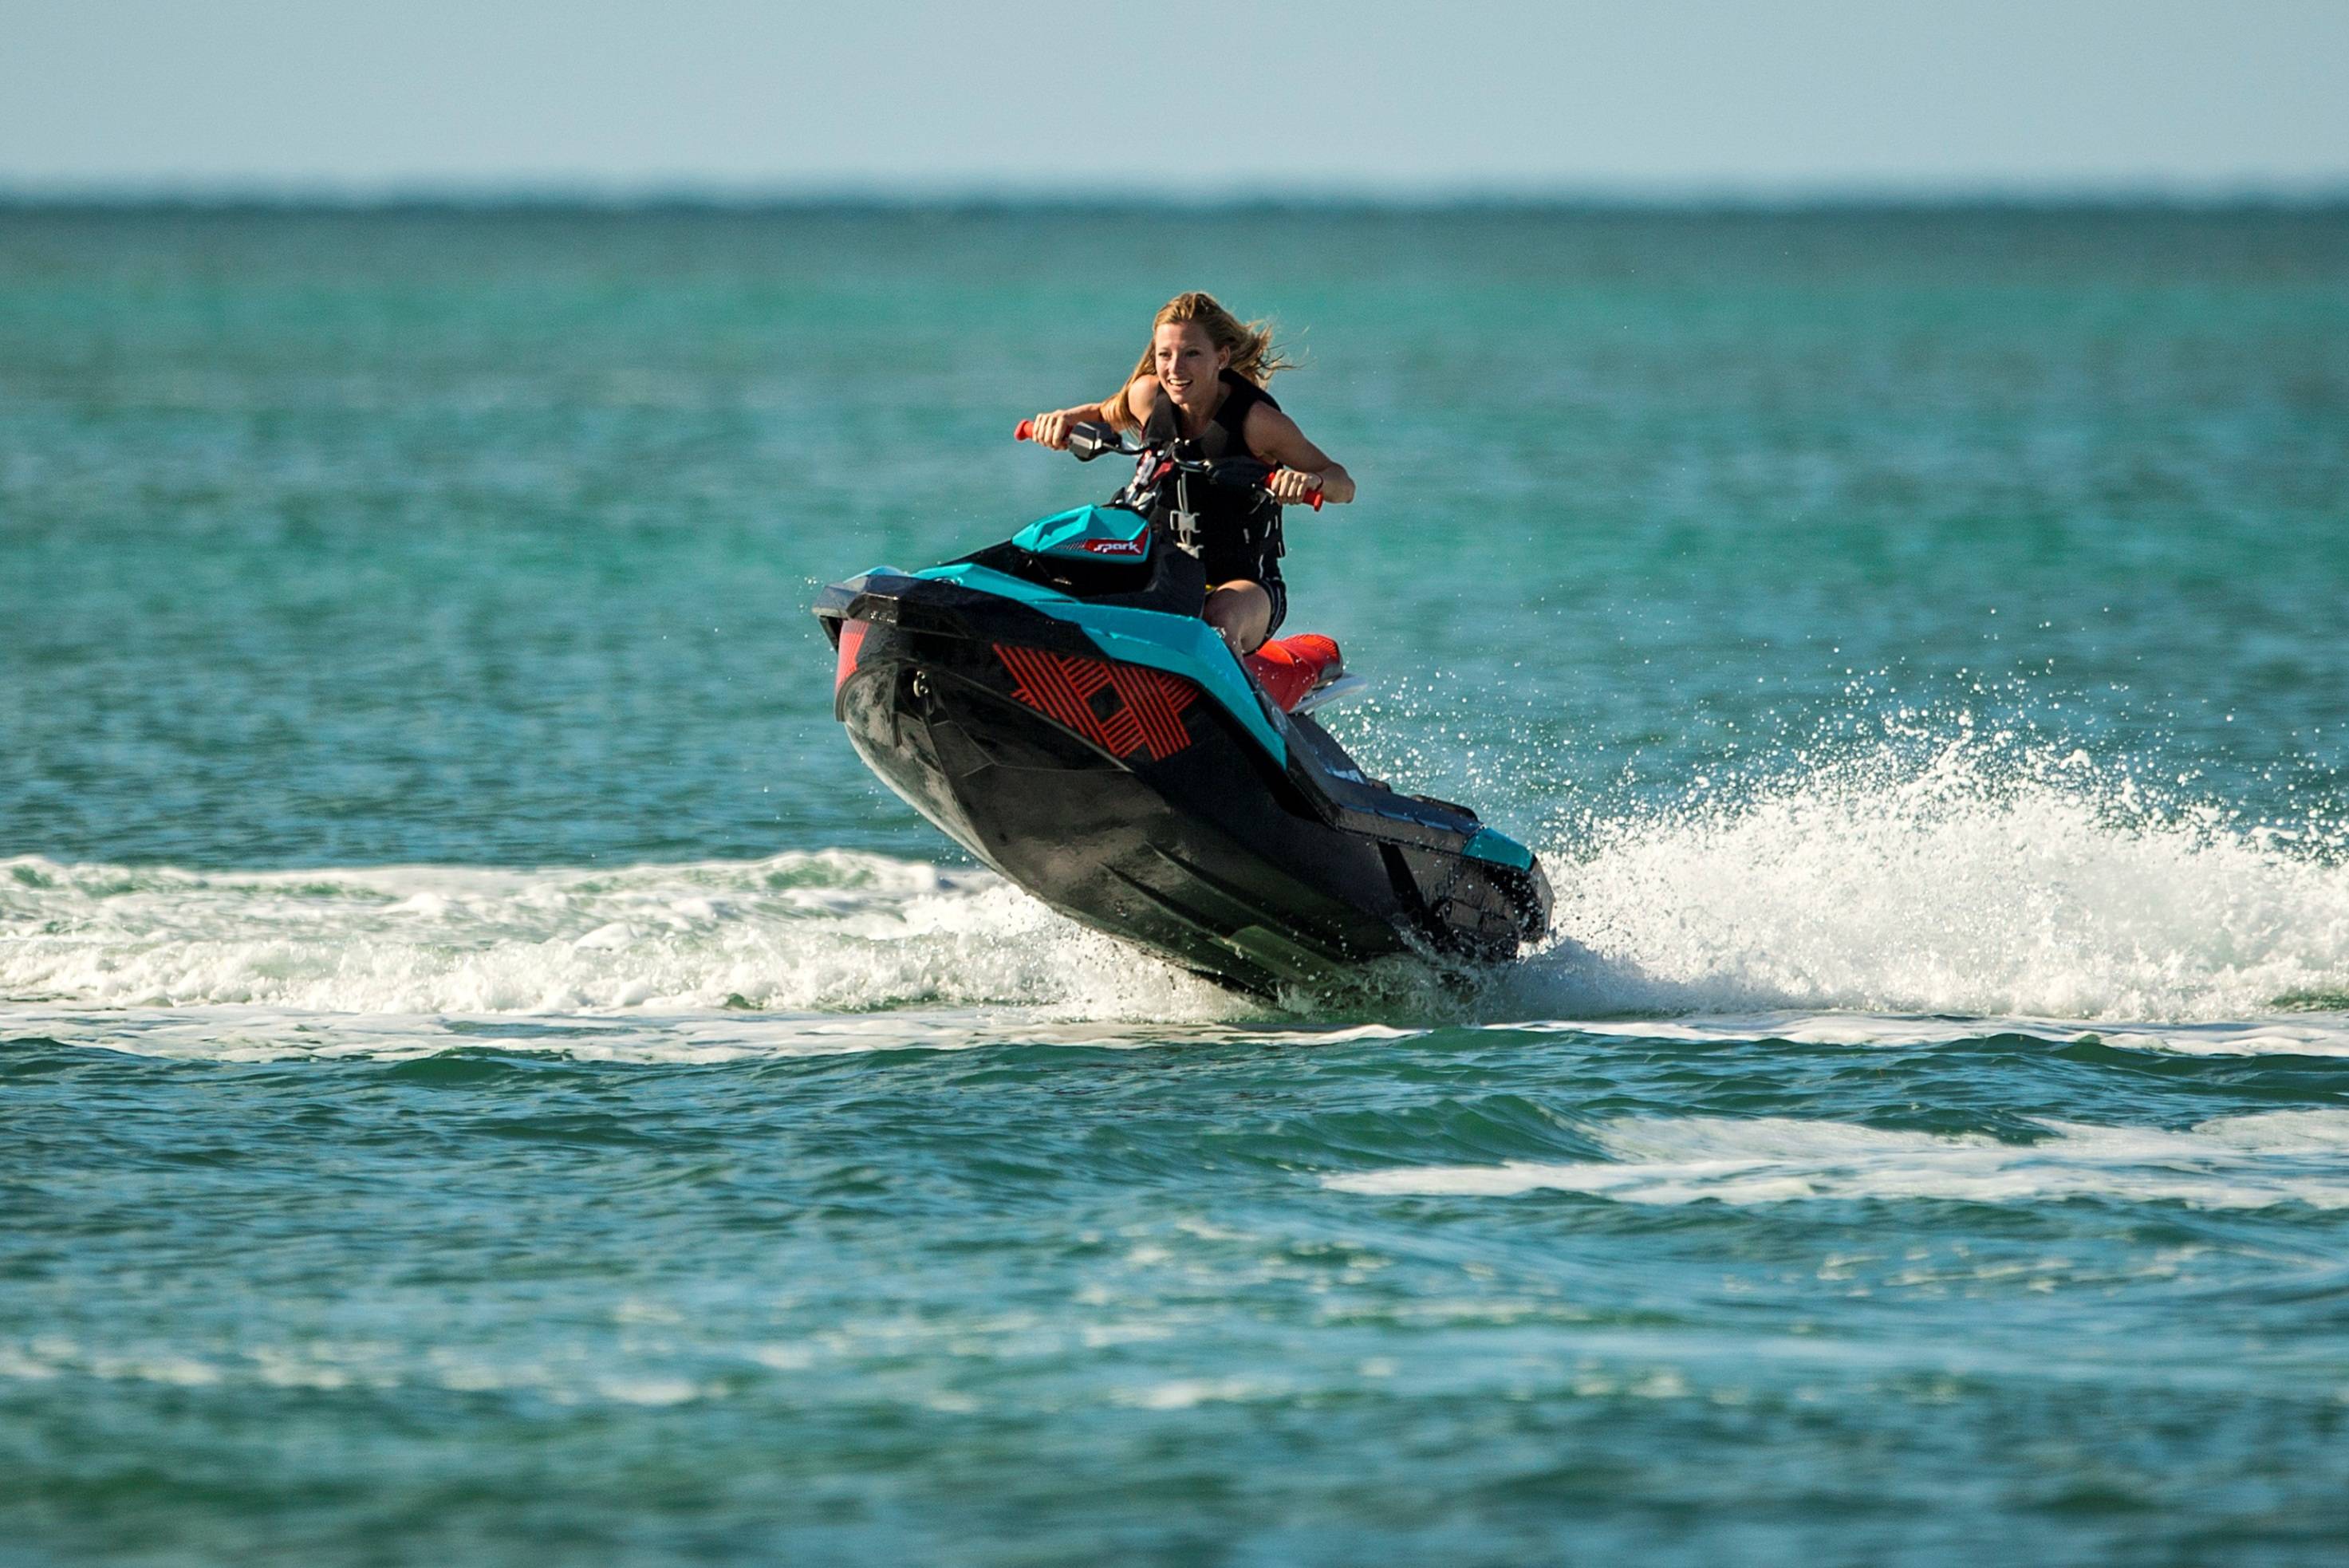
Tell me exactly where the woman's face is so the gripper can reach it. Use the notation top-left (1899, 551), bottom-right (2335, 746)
top-left (1153, 322), bottom-right (1229, 414)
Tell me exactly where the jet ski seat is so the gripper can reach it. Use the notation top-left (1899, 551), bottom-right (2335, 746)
top-left (1243, 633), bottom-right (1343, 712)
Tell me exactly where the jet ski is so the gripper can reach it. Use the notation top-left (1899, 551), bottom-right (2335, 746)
top-left (812, 420), bottom-right (1551, 996)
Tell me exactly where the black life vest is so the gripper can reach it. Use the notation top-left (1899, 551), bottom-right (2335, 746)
top-left (1133, 370), bottom-right (1285, 587)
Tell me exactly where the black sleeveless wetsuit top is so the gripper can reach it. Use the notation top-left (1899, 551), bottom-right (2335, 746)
top-left (1141, 371), bottom-right (1287, 622)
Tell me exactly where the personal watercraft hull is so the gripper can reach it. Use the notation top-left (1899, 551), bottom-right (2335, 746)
top-left (815, 561), bottom-right (1550, 996)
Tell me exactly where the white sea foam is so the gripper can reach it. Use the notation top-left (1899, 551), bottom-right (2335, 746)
top-left (1115, 1376), bottom-right (1291, 1409)
top-left (1327, 1109), bottom-right (2349, 1208)
top-left (9, 731), bottom-right (2349, 1060)
top-left (1495, 1013), bottom-right (2349, 1058)
top-left (1523, 735), bottom-right (2349, 1023)
top-left (0, 850), bottom-right (1236, 1026)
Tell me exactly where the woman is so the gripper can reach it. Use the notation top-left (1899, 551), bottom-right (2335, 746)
top-left (1027, 292), bottom-right (1355, 654)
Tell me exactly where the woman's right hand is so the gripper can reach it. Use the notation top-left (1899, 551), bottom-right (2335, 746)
top-left (1028, 411), bottom-right (1074, 451)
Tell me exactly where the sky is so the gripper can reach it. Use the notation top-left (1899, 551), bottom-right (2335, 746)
top-left (2, 0), bottom-right (2345, 198)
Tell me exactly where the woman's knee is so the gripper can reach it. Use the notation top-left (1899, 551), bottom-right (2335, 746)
top-left (1205, 581), bottom-right (1272, 654)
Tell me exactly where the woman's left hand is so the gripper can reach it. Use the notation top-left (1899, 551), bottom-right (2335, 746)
top-left (1267, 467), bottom-right (1326, 506)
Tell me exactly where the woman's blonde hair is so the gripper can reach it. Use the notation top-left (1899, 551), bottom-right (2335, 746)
top-left (1109, 291), bottom-right (1295, 429)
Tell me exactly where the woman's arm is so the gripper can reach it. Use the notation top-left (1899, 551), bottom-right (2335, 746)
top-left (1243, 404), bottom-right (1356, 505)
top-left (1027, 379), bottom-right (1151, 450)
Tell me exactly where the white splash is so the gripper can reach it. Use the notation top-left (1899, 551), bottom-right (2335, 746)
top-left (1327, 1109), bottom-right (2349, 1208)
top-left (1527, 736), bottom-right (2349, 1022)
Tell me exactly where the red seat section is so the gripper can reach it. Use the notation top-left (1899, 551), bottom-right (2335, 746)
top-left (1243, 633), bottom-right (1343, 712)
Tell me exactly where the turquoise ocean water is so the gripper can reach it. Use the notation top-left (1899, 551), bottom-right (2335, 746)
top-left (5, 205), bottom-right (2349, 1564)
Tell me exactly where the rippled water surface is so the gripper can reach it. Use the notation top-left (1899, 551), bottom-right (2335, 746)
top-left (5, 205), bottom-right (2349, 1565)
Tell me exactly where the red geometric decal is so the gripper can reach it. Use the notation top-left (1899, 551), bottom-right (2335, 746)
top-left (991, 643), bottom-right (1200, 762)
top-left (834, 618), bottom-right (869, 692)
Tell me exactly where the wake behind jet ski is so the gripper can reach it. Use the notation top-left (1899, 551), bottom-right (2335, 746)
top-left (812, 419), bottom-right (1551, 997)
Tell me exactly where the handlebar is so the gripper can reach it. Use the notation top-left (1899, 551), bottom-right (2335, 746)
top-left (1015, 420), bottom-right (1324, 510)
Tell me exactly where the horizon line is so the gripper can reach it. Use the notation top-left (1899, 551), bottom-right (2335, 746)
top-left (7, 178), bottom-right (2349, 216)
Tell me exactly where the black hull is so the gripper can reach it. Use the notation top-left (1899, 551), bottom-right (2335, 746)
top-left (818, 573), bottom-right (1550, 996)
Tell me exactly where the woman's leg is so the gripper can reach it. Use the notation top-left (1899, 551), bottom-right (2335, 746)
top-left (1204, 581), bottom-right (1274, 654)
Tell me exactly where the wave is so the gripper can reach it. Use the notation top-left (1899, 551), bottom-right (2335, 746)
top-left (1511, 733), bottom-right (2349, 1022)
top-left (1325, 1109), bottom-right (2349, 1208)
top-left (0, 850), bottom-right (1236, 1021)
top-left (5, 734), bottom-right (2348, 1049)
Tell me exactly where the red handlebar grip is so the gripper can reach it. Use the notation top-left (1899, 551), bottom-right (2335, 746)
top-left (1015, 419), bottom-right (1035, 442)
top-left (1265, 471), bottom-right (1328, 510)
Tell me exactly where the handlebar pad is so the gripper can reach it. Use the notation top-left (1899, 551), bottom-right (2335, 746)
top-left (1208, 458), bottom-right (1274, 490)
top-left (1017, 425), bottom-right (1322, 506)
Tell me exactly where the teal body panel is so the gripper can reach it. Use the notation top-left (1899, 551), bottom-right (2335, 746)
top-left (1463, 826), bottom-right (1536, 871)
top-left (1010, 505), bottom-right (1152, 559)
